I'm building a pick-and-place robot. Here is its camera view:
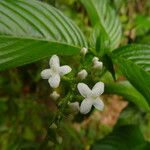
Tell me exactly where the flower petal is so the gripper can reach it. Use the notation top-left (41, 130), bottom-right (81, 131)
top-left (41, 69), bottom-right (52, 79)
top-left (48, 74), bottom-right (60, 88)
top-left (80, 99), bottom-right (92, 114)
top-left (49, 55), bottom-right (60, 68)
top-left (93, 98), bottom-right (104, 111)
top-left (77, 83), bottom-right (92, 98)
top-left (59, 65), bottom-right (72, 76)
top-left (92, 82), bottom-right (104, 97)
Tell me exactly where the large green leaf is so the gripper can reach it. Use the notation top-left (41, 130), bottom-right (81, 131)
top-left (112, 44), bottom-right (150, 105)
top-left (117, 60), bottom-right (150, 105)
top-left (113, 44), bottom-right (150, 72)
top-left (0, 36), bottom-right (81, 71)
top-left (80, 0), bottom-right (122, 49)
top-left (0, 0), bottom-right (87, 71)
top-left (91, 125), bottom-right (148, 150)
top-left (105, 81), bottom-right (150, 111)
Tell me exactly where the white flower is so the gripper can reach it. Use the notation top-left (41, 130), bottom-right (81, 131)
top-left (77, 82), bottom-right (104, 114)
top-left (80, 47), bottom-right (88, 55)
top-left (41, 55), bottom-right (72, 88)
top-left (68, 101), bottom-right (80, 112)
top-left (77, 69), bottom-right (88, 80)
top-left (92, 56), bottom-right (103, 69)
top-left (50, 91), bottom-right (60, 100)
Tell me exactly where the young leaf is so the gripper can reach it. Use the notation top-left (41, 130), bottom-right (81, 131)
top-left (0, 0), bottom-right (87, 71)
top-left (80, 0), bottom-right (122, 50)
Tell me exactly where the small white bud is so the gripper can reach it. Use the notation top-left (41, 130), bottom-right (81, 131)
top-left (50, 91), bottom-right (60, 100)
top-left (68, 101), bottom-right (80, 112)
top-left (80, 47), bottom-right (88, 55)
top-left (50, 123), bottom-right (57, 129)
top-left (93, 61), bottom-right (103, 70)
top-left (77, 69), bottom-right (88, 80)
top-left (57, 136), bottom-right (63, 144)
top-left (92, 57), bottom-right (99, 63)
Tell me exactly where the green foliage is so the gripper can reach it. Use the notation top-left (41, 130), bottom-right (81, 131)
top-left (91, 125), bottom-right (149, 150)
top-left (80, 0), bottom-right (122, 50)
top-left (112, 44), bottom-right (150, 72)
top-left (116, 59), bottom-right (150, 103)
top-left (105, 81), bottom-right (150, 111)
top-left (135, 15), bottom-right (150, 36)
top-left (0, 0), bottom-right (150, 149)
top-left (112, 44), bottom-right (150, 104)
top-left (0, 0), bottom-right (87, 71)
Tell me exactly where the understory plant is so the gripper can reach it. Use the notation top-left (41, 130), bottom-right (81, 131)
top-left (0, 0), bottom-right (150, 149)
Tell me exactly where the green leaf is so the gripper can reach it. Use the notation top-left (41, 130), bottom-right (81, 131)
top-left (117, 60), bottom-right (150, 105)
top-left (102, 54), bottom-right (116, 81)
top-left (80, 0), bottom-right (122, 50)
top-left (105, 81), bottom-right (150, 111)
top-left (116, 105), bottom-right (142, 127)
top-left (136, 35), bottom-right (150, 45)
top-left (91, 125), bottom-right (148, 150)
top-left (90, 25), bottom-right (110, 56)
top-left (0, 36), bottom-right (81, 71)
top-left (0, 0), bottom-right (87, 71)
top-left (135, 15), bottom-right (150, 36)
top-left (113, 44), bottom-right (150, 72)
top-left (112, 44), bottom-right (150, 105)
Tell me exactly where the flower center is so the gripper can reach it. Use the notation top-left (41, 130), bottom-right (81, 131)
top-left (52, 66), bottom-right (59, 74)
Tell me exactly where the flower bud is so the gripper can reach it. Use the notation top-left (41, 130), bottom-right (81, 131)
top-left (57, 136), bottom-right (63, 144)
top-left (50, 91), bottom-right (60, 100)
top-left (92, 57), bottom-right (99, 63)
top-left (80, 47), bottom-right (88, 55)
top-left (68, 101), bottom-right (80, 112)
top-left (50, 123), bottom-right (57, 129)
top-left (77, 69), bottom-right (88, 80)
top-left (93, 61), bottom-right (103, 69)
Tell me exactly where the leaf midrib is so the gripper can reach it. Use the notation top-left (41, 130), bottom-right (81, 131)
top-left (0, 35), bottom-right (82, 49)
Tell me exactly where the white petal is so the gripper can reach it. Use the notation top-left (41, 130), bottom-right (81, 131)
top-left (49, 55), bottom-right (60, 68)
top-left (77, 83), bottom-right (92, 98)
top-left (59, 65), bottom-right (72, 76)
top-left (80, 99), bottom-right (92, 114)
top-left (48, 74), bottom-right (60, 88)
top-left (92, 82), bottom-right (104, 97)
top-left (41, 69), bottom-right (52, 79)
top-left (93, 98), bottom-right (104, 111)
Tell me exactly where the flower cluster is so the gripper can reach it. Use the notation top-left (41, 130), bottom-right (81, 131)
top-left (41, 48), bottom-right (104, 114)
